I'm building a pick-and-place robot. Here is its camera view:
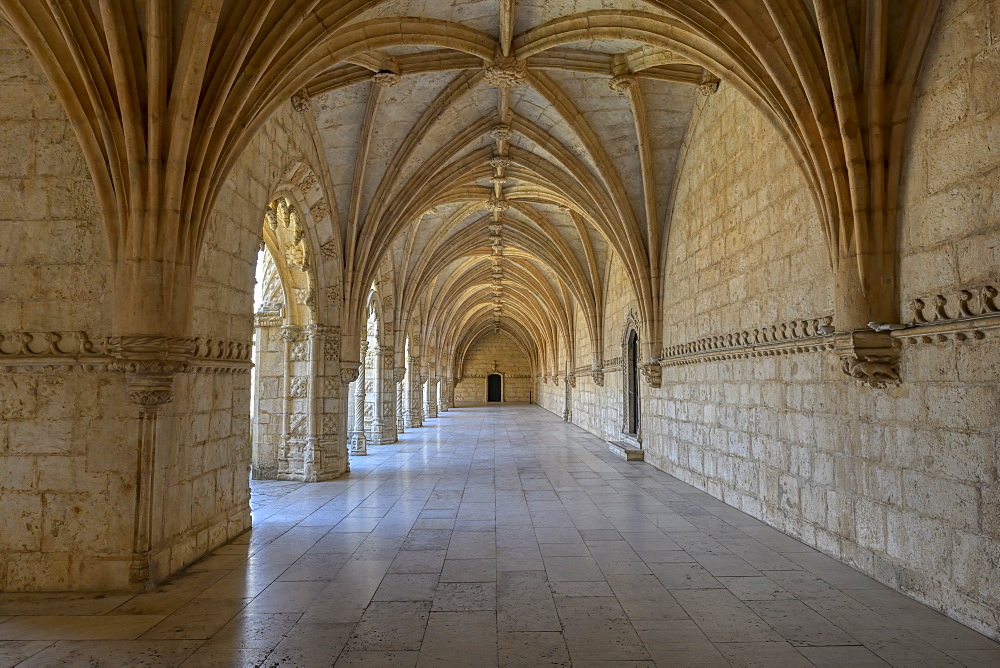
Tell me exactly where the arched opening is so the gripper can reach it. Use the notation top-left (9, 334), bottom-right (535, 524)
top-left (626, 330), bottom-right (640, 437)
top-left (487, 374), bottom-right (503, 402)
top-left (251, 196), bottom-right (316, 480)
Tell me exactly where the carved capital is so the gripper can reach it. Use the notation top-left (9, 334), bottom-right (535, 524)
top-left (834, 331), bottom-right (901, 388)
top-left (340, 362), bottom-right (361, 385)
top-left (640, 362), bottom-right (662, 388)
top-left (393, 367), bottom-right (406, 384)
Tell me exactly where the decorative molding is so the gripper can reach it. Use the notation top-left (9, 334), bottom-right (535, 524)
top-left (188, 337), bottom-right (254, 374)
top-left (0, 331), bottom-right (111, 372)
top-left (896, 285), bottom-right (1000, 344)
top-left (659, 316), bottom-right (835, 366)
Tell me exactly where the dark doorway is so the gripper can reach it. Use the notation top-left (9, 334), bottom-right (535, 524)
top-left (487, 374), bottom-right (502, 402)
top-left (627, 331), bottom-right (639, 434)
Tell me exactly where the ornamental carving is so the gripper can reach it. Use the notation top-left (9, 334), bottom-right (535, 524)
top-left (566, 374), bottom-right (576, 388)
top-left (640, 362), bottom-right (662, 388)
top-left (290, 341), bottom-right (309, 361)
top-left (591, 369), bottom-right (605, 386)
top-left (485, 196), bottom-right (509, 212)
top-left (488, 124), bottom-right (512, 142)
top-left (833, 331), bottom-right (900, 388)
top-left (127, 389), bottom-right (173, 408)
top-left (320, 239), bottom-right (338, 260)
top-left (290, 90), bottom-right (311, 112)
top-left (393, 367), bottom-right (406, 384)
top-left (484, 58), bottom-right (526, 88)
top-left (340, 365), bottom-right (360, 385)
top-left (489, 156), bottom-right (511, 171)
top-left (608, 74), bottom-right (637, 93)
top-left (280, 325), bottom-right (303, 342)
top-left (290, 377), bottom-right (308, 397)
top-left (372, 70), bottom-right (401, 87)
top-left (697, 80), bottom-right (720, 96)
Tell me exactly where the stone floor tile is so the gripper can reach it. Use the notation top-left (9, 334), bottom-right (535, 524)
top-left (417, 610), bottom-right (497, 667)
top-left (796, 644), bottom-right (890, 666)
top-left (0, 615), bottom-right (166, 641)
top-left (606, 574), bottom-right (689, 621)
top-left (0, 593), bottom-right (134, 617)
top-left (498, 571), bottom-right (561, 632)
top-left (747, 599), bottom-right (859, 647)
top-left (141, 598), bottom-right (249, 640)
top-left (0, 640), bottom-right (54, 665)
top-left (633, 619), bottom-right (729, 666)
top-left (432, 582), bottom-right (496, 611)
top-left (244, 580), bottom-right (324, 613)
top-left (335, 650), bottom-right (418, 666)
top-left (542, 556), bottom-right (605, 581)
top-left (714, 640), bottom-right (813, 667)
top-left (439, 558), bottom-right (496, 582)
top-left (498, 631), bottom-right (571, 666)
top-left (447, 531), bottom-right (497, 559)
top-left (203, 611), bottom-right (299, 650)
top-left (373, 573), bottom-right (439, 602)
top-left (555, 595), bottom-right (649, 662)
top-left (345, 601), bottom-right (431, 651)
top-left (851, 628), bottom-right (967, 666)
top-left (14, 640), bottom-right (201, 668)
top-left (180, 646), bottom-right (271, 666)
top-left (389, 549), bottom-right (447, 574)
top-left (277, 552), bottom-right (352, 581)
top-left (649, 562), bottom-right (724, 589)
top-left (548, 581), bottom-right (615, 597)
top-left (718, 575), bottom-right (796, 601)
top-left (263, 622), bottom-right (354, 665)
top-left (672, 589), bottom-right (783, 643)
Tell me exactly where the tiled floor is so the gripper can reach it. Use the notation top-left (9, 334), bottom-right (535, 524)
top-left (1, 405), bottom-right (998, 667)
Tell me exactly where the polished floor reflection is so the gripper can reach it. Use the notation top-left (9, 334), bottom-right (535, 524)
top-left (1, 405), bottom-right (998, 666)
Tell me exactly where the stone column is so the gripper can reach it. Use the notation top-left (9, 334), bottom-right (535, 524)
top-left (108, 335), bottom-right (191, 589)
top-left (394, 367), bottom-right (406, 435)
top-left (369, 345), bottom-right (385, 444)
top-left (414, 375), bottom-right (426, 427)
top-left (349, 340), bottom-right (368, 455)
top-left (407, 356), bottom-right (423, 428)
top-left (425, 375), bottom-right (439, 418)
top-left (438, 377), bottom-right (450, 412)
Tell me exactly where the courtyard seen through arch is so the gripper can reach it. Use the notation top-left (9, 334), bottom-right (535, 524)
top-left (0, 0), bottom-right (998, 664)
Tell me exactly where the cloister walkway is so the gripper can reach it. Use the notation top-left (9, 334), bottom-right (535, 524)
top-left (0, 405), bottom-right (998, 666)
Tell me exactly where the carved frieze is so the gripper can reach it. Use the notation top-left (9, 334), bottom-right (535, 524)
top-left (660, 316), bottom-right (835, 366)
top-left (896, 285), bottom-right (1000, 344)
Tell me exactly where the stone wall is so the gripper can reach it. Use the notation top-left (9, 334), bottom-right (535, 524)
top-left (455, 331), bottom-right (533, 403)
top-left (537, 15), bottom-right (1000, 640)
top-left (0, 23), bottom-right (134, 590)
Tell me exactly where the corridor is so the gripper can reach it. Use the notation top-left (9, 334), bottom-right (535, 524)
top-left (0, 405), bottom-right (997, 667)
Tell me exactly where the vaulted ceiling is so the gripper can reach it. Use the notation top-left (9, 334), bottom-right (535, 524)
top-left (305, 0), bottom-right (713, 375)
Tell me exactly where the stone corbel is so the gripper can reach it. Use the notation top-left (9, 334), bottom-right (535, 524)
top-left (640, 362), bottom-right (662, 388)
top-left (566, 374), bottom-right (576, 388)
top-left (591, 368), bottom-right (604, 387)
top-left (834, 330), bottom-right (901, 388)
top-left (340, 362), bottom-right (361, 385)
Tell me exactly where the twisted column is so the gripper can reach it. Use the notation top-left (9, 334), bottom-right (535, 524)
top-left (349, 340), bottom-right (369, 455)
top-left (394, 367), bottom-right (406, 435)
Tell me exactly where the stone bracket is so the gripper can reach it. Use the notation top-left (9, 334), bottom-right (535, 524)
top-left (834, 330), bottom-right (901, 388)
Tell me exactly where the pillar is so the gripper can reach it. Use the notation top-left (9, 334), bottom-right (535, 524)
top-left (350, 340), bottom-right (368, 455)
top-left (425, 375), bottom-right (439, 418)
top-left (394, 367), bottom-right (406, 435)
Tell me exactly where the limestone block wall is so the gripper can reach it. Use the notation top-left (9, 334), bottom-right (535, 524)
top-left (540, 18), bottom-right (1000, 640)
top-left (252, 325), bottom-right (284, 479)
top-left (0, 23), bottom-right (136, 590)
top-left (455, 331), bottom-right (532, 403)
